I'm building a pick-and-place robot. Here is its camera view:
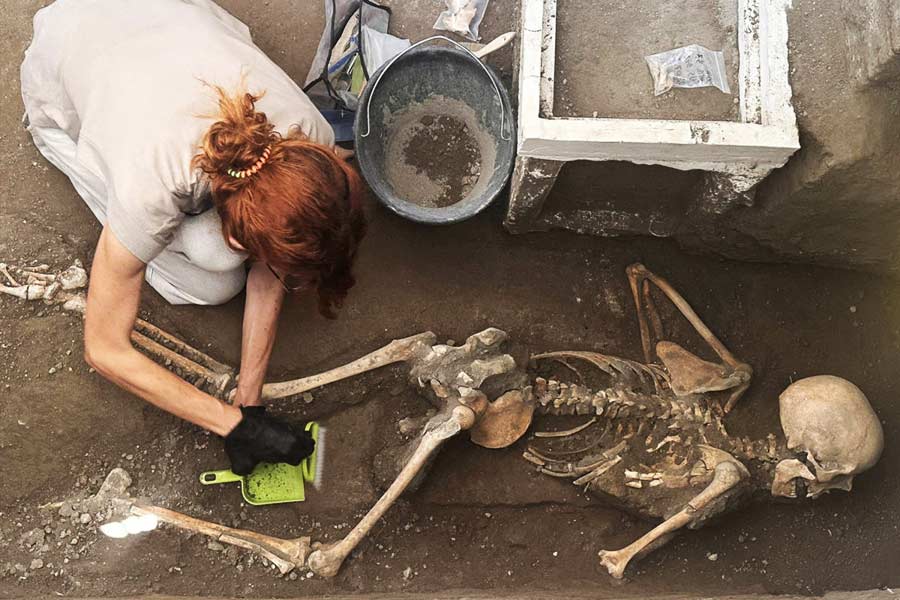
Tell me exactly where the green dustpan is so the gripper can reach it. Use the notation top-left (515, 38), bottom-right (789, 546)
top-left (200, 422), bottom-right (320, 505)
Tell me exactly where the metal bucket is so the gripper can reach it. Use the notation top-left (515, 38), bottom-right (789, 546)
top-left (354, 37), bottom-right (515, 224)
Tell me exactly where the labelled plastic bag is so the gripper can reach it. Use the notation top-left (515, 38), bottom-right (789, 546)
top-left (644, 44), bottom-right (731, 96)
top-left (433, 0), bottom-right (489, 42)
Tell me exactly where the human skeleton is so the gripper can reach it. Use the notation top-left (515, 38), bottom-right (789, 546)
top-left (1, 260), bottom-right (882, 579)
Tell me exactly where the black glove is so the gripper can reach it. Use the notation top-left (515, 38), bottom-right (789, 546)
top-left (224, 406), bottom-right (315, 476)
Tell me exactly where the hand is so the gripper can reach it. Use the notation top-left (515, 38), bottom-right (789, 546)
top-left (229, 385), bottom-right (262, 408)
top-left (224, 406), bottom-right (315, 475)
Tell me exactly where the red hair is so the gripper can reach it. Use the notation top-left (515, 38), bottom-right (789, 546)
top-left (193, 88), bottom-right (366, 318)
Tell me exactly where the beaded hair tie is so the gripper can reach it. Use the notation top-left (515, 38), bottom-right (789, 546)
top-left (226, 145), bottom-right (272, 179)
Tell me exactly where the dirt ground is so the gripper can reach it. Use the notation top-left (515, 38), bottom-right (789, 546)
top-left (2, 1), bottom-right (900, 599)
top-left (553, 0), bottom-right (741, 121)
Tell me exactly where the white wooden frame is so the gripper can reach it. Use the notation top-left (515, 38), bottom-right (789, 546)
top-left (505, 0), bottom-right (800, 233)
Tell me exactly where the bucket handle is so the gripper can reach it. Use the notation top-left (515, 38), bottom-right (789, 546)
top-left (359, 35), bottom-right (511, 141)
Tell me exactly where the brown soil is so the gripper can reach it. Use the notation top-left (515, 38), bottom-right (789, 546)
top-left (3, 1), bottom-right (900, 599)
top-left (384, 97), bottom-right (494, 208)
top-left (553, 0), bottom-right (740, 121)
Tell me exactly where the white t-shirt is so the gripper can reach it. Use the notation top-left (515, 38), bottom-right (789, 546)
top-left (21, 0), bottom-right (334, 263)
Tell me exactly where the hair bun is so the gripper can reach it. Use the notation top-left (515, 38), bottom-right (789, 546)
top-left (194, 87), bottom-right (278, 178)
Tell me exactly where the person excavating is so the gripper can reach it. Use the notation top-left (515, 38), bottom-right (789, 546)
top-left (20, 0), bottom-right (366, 474)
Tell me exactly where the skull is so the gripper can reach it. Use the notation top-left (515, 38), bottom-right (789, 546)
top-left (772, 375), bottom-right (883, 498)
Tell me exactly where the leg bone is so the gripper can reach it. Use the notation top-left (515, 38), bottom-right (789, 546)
top-left (306, 405), bottom-right (475, 577)
top-left (135, 318), bottom-right (234, 377)
top-left (261, 332), bottom-right (437, 400)
top-left (598, 459), bottom-right (746, 579)
top-left (130, 503), bottom-right (309, 574)
top-left (130, 331), bottom-right (234, 398)
top-left (626, 264), bottom-right (752, 412)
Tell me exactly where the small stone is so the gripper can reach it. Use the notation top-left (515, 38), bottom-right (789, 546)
top-left (18, 528), bottom-right (45, 550)
top-left (69, 537), bottom-right (79, 546)
top-left (288, 572), bottom-right (298, 581)
top-left (79, 513), bottom-right (92, 525)
top-left (398, 417), bottom-right (421, 436)
top-left (402, 566), bottom-right (412, 580)
top-left (301, 392), bottom-right (314, 404)
top-left (707, 553), bottom-right (719, 561)
top-left (849, 305), bottom-right (857, 313)
top-left (207, 541), bottom-right (225, 552)
top-left (306, 571), bottom-right (313, 579)
top-left (29, 559), bottom-right (43, 570)
top-left (738, 534), bottom-right (746, 543)
top-left (48, 367), bottom-right (57, 375)
top-left (483, 512), bottom-right (492, 518)
top-left (552, 551), bottom-right (558, 557)
top-left (125, 454), bottom-right (133, 461)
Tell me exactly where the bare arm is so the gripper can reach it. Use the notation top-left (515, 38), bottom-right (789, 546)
top-left (231, 261), bottom-right (285, 407)
top-left (84, 227), bottom-right (242, 436)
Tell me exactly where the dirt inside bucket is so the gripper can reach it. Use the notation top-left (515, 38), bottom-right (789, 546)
top-left (383, 95), bottom-right (497, 209)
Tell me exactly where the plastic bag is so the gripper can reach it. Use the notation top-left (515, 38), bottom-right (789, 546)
top-left (361, 26), bottom-right (410, 74)
top-left (644, 44), bottom-right (731, 96)
top-left (303, 0), bottom-right (392, 109)
top-left (433, 0), bottom-right (489, 42)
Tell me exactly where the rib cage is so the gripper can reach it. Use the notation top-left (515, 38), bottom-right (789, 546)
top-left (531, 351), bottom-right (786, 467)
